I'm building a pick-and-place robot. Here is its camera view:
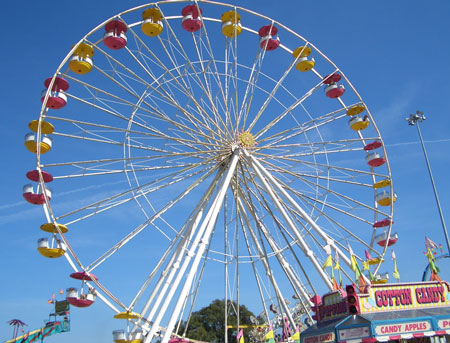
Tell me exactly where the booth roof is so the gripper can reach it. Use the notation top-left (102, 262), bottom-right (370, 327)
top-left (302, 318), bottom-right (346, 337)
top-left (334, 315), bottom-right (370, 329)
top-left (301, 306), bottom-right (450, 343)
top-left (358, 307), bottom-right (450, 322)
top-left (302, 307), bottom-right (450, 336)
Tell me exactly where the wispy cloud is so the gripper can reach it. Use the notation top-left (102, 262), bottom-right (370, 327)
top-left (0, 205), bottom-right (43, 226)
top-left (386, 138), bottom-right (450, 148)
top-left (371, 82), bottom-right (420, 137)
top-left (0, 200), bottom-right (30, 211)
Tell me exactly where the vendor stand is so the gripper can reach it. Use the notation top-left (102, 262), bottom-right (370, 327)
top-left (301, 281), bottom-right (450, 343)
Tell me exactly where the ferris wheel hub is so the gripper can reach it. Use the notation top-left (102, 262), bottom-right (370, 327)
top-left (238, 131), bottom-right (255, 148)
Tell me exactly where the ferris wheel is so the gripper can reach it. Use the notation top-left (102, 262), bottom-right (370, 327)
top-left (24, 1), bottom-right (397, 342)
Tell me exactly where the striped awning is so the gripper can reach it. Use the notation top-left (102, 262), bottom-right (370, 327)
top-left (337, 330), bottom-right (448, 343)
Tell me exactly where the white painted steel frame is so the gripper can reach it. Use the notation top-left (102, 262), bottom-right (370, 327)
top-left (32, 0), bottom-right (395, 340)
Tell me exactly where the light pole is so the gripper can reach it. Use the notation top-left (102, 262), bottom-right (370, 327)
top-left (406, 111), bottom-right (450, 255)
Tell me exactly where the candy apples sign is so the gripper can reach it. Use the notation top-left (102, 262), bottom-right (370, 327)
top-left (375, 321), bottom-right (432, 336)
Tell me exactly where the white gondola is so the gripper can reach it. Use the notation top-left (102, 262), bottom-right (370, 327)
top-left (113, 329), bottom-right (143, 343)
top-left (23, 184), bottom-right (52, 205)
top-left (366, 151), bottom-right (385, 167)
top-left (375, 232), bottom-right (398, 247)
top-left (325, 83), bottom-right (345, 98)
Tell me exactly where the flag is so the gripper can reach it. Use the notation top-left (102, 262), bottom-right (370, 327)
top-left (363, 251), bottom-right (377, 281)
top-left (334, 248), bottom-right (343, 288)
top-left (237, 329), bottom-right (244, 343)
top-left (333, 257), bottom-right (340, 270)
top-left (347, 243), bottom-right (357, 272)
top-left (362, 261), bottom-right (375, 281)
top-left (391, 250), bottom-right (400, 281)
top-left (351, 255), bottom-right (359, 273)
top-left (367, 269), bottom-right (375, 282)
top-left (353, 260), bottom-right (363, 280)
top-left (347, 242), bottom-right (367, 289)
top-left (426, 247), bottom-right (440, 274)
top-left (353, 257), bottom-right (364, 283)
top-left (48, 292), bottom-right (55, 304)
top-left (291, 328), bottom-right (300, 343)
top-left (358, 274), bottom-right (368, 292)
top-left (362, 261), bottom-right (369, 271)
top-left (322, 253), bottom-right (338, 289)
top-left (265, 325), bottom-right (275, 343)
top-left (431, 271), bottom-right (443, 282)
top-left (322, 255), bottom-right (333, 269)
top-left (330, 269), bottom-right (338, 290)
top-left (425, 244), bottom-right (442, 281)
top-left (425, 237), bottom-right (439, 250)
top-left (328, 253), bottom-right (339, 290)
top-left (332, 278), bottom-right (339, 291)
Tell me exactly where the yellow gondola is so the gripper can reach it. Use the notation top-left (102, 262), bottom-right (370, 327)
top-left (292, 46), bottom-right (315, 71)
top-left (37, 238), bottom-right (66, 258)
top-left (69, 43), bottom-right (94, 74)
top-left (24, 133), bottom-right (52, 154)
top-left (38, 246), bottom-right (66, 258)
top-left (221, 10), bottom-right (242, 37)
top-left (349, 115), bottom-right (370, 131)
top-left (141, 8), bottom-right (164, 37)
top-left (376, 191), bottom-right (397, 206)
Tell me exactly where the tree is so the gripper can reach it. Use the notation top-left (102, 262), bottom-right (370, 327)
top-left (7, 319), bottom-right (27, 340)
top-left (178, 299), bottom-right (256, 343)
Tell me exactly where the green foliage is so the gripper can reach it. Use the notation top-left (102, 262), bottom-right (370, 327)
top-left (178, 299), bottom-right (255, 343)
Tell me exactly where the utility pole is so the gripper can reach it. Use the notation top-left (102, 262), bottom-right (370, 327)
top-left (406, 111), bottom-right (450, 254)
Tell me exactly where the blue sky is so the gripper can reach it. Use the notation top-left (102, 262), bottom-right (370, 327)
top-left (2, 0), bottom-right (450, 342)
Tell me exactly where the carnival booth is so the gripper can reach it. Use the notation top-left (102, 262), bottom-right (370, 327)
top-left (301, 282), bottom-right (450, 343)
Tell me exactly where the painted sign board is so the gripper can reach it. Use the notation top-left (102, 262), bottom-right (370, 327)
top-left (337, 326), bottom-right (370, 340)
top-left (358, 281), bottom-right (450, 314)
top-left (303, 332), bottom-right (335, 343)
top-left (374, 320), bottom-right (432, 336)
top-left (315, 290), bottom-right (348, 322)
top-left (437, 318), bottom-right (450, 330)
top-left (318, 301), bottom-right (348, 322)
